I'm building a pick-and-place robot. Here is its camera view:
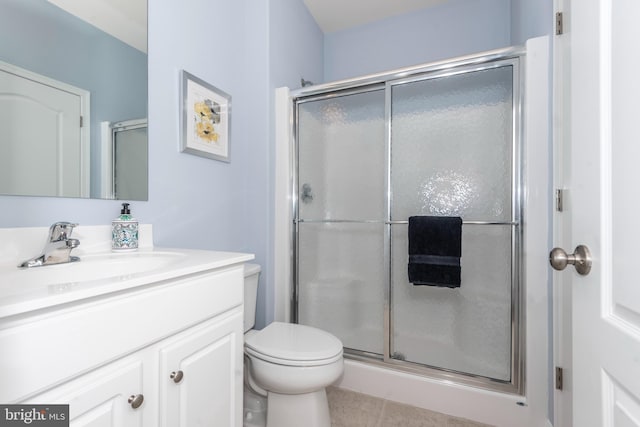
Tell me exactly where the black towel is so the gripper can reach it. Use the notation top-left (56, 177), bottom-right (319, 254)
top-left (408, 216), bottom-right (462, 288)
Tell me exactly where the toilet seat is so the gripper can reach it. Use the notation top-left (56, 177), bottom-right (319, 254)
top-left (245, 322), bottom-right (343, 367)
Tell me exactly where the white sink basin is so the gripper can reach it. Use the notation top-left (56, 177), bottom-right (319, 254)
top-left (0, 251), bottom-right (187, 302)
top-left (0, 224), bottom-right (253, 318)
top-left (9, 250), bottom-right (187, 287)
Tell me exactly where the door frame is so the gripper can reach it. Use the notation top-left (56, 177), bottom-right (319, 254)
top-left (551, 0), bottom-right (574, 425)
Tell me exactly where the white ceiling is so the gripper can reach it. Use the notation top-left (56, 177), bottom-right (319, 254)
top-left (303, 0), bottom-right (450, 33)
top-left (47, 0), bottom-right (147, 53)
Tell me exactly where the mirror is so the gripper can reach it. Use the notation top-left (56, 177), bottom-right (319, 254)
top-left (0, 0), bottom-right (148, 200)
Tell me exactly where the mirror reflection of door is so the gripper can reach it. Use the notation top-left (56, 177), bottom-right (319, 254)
top-left (0, 63), bottom-right (89, 197)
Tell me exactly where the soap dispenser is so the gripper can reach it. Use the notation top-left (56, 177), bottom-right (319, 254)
top-left (112, 202), bottom-right (138, 251)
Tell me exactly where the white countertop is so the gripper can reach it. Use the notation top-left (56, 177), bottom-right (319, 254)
top-left (0, 225), bottom-right (254, 318)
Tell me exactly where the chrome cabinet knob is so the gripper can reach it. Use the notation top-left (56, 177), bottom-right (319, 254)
top-left (128, 394), bottom-right (144, 409)
top-left (549, 245), bottom-right (592, 275)
top-left (170, 370), bottom-right (184, 384)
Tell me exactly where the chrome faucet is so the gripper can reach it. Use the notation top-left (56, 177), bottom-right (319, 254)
top-left (19, 222), bottom-right (81, 268)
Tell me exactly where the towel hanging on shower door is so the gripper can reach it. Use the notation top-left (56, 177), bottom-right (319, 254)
top-left (407, 216), bottom-right (462, 288)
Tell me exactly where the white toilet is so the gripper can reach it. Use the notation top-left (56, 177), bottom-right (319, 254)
top-left (243, 263), bottom-right (344, 427)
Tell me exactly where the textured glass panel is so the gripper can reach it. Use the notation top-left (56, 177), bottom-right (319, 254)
top-left (389, 66), bottom-right (514, 381)
top-left (298, 223), bottom-right (384, 355)
top-left (297, 90), bottom-right (385, 220)
top-left (391, 224), bottom-right (512, 381)
top-left (295, 63), bottom-right (518, 385)
top-left (390, 66), bottom-right (513, 221)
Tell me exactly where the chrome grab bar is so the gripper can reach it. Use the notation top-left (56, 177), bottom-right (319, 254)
top-left (295, 219), bottom-right (519, 226)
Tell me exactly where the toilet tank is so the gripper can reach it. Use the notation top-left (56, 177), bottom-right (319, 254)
top-left (243, 263), bottom-right (261, 332)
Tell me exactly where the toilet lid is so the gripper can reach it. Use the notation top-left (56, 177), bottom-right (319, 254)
top-left (245, 322), bottom-right (343, 366)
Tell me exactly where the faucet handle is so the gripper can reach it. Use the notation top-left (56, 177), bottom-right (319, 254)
top-left (49, 222), bottom-right (78, 241)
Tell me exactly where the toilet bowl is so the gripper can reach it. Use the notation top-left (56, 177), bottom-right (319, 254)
top-left (243, 264), bottom-right (344, 427)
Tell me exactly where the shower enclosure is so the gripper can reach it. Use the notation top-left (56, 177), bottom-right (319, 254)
top-left (292, 48), bottom-right (523, 393)
top-left (111, 119), bottom-right (148, 201)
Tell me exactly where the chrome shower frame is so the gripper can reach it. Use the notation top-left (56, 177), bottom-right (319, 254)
top-left (290, 46), bottom-right (526, 395)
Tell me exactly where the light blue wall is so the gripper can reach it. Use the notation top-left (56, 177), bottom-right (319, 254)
top-left (324, 0), bottom-right (511, 82)
top-left (270, 1), bottom-right (324, 89)
top-left (510, 0), bottom-right (553, 45)
top-left (264, 0), bottom-right (324, 325)
top-left (323, 0), bottom-right (554, 83)
top-left (146, 0), bottom-right (253, 252)
top-left (139, 0), bottom-right (322, 330)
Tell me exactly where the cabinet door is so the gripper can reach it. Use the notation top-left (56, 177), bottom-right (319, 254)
top-left (159, 311), bottom-right (243, 427)
top-left (29, 358), bottom-right (145, 427)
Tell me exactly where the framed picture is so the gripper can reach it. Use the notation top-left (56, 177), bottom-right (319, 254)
top-left (179, 70), bottom-right (231, 162)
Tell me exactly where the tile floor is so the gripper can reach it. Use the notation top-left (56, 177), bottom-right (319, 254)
top-left (327, 386), bottom-right (494, 427)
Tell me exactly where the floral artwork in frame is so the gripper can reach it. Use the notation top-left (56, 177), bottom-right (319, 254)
top-left (179, 70), bottom-right (231, 162)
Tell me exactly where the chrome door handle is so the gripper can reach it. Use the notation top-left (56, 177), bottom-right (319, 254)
top-left (549, 245), bottom-right (592, 275)
top-left (170, 370), bottom-right (184, 384)
top-left (128, 394), bottom-right (144, 409)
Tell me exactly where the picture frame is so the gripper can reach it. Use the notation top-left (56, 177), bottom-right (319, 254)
top-left (179, 70), bottom-right (231, 162)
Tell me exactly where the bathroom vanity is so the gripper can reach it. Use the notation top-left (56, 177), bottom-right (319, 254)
top-left (0, 225), bottom-right (253, 426)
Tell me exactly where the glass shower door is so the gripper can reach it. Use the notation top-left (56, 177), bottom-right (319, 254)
top-left (296, 89), bottom-right (386, 356)
top-left (389, 64), bottom-right (518, 381)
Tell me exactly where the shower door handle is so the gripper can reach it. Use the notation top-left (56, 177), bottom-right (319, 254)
top-left (300, 183), bottom-right (314, 203)
top-left (549, 245), bottom-right (592, 275)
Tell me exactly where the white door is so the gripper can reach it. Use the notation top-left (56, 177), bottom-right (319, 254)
top-left (0, 62), bottom-right (88, 197)
top-left (556, 0), bottom-right (640, 425)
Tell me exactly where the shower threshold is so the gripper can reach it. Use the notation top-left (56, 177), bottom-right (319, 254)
top-left (343, 349), bottom-right (520, 395)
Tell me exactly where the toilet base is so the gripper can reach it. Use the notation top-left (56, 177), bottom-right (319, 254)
top-left (244, 385), bottom-right (267, 427)
top-left (266, 389), bottom-right (331, 427)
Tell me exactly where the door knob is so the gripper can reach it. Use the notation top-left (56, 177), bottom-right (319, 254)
top-left (170, 370), bottom-right (184, 384)
top-left (549, 245), bottom-right (592, 275)
top-left (128, 394), bottom-right (144, 409)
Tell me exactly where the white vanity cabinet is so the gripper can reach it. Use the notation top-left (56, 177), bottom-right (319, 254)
top-left (0, 261), bottom-right (247, 427)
